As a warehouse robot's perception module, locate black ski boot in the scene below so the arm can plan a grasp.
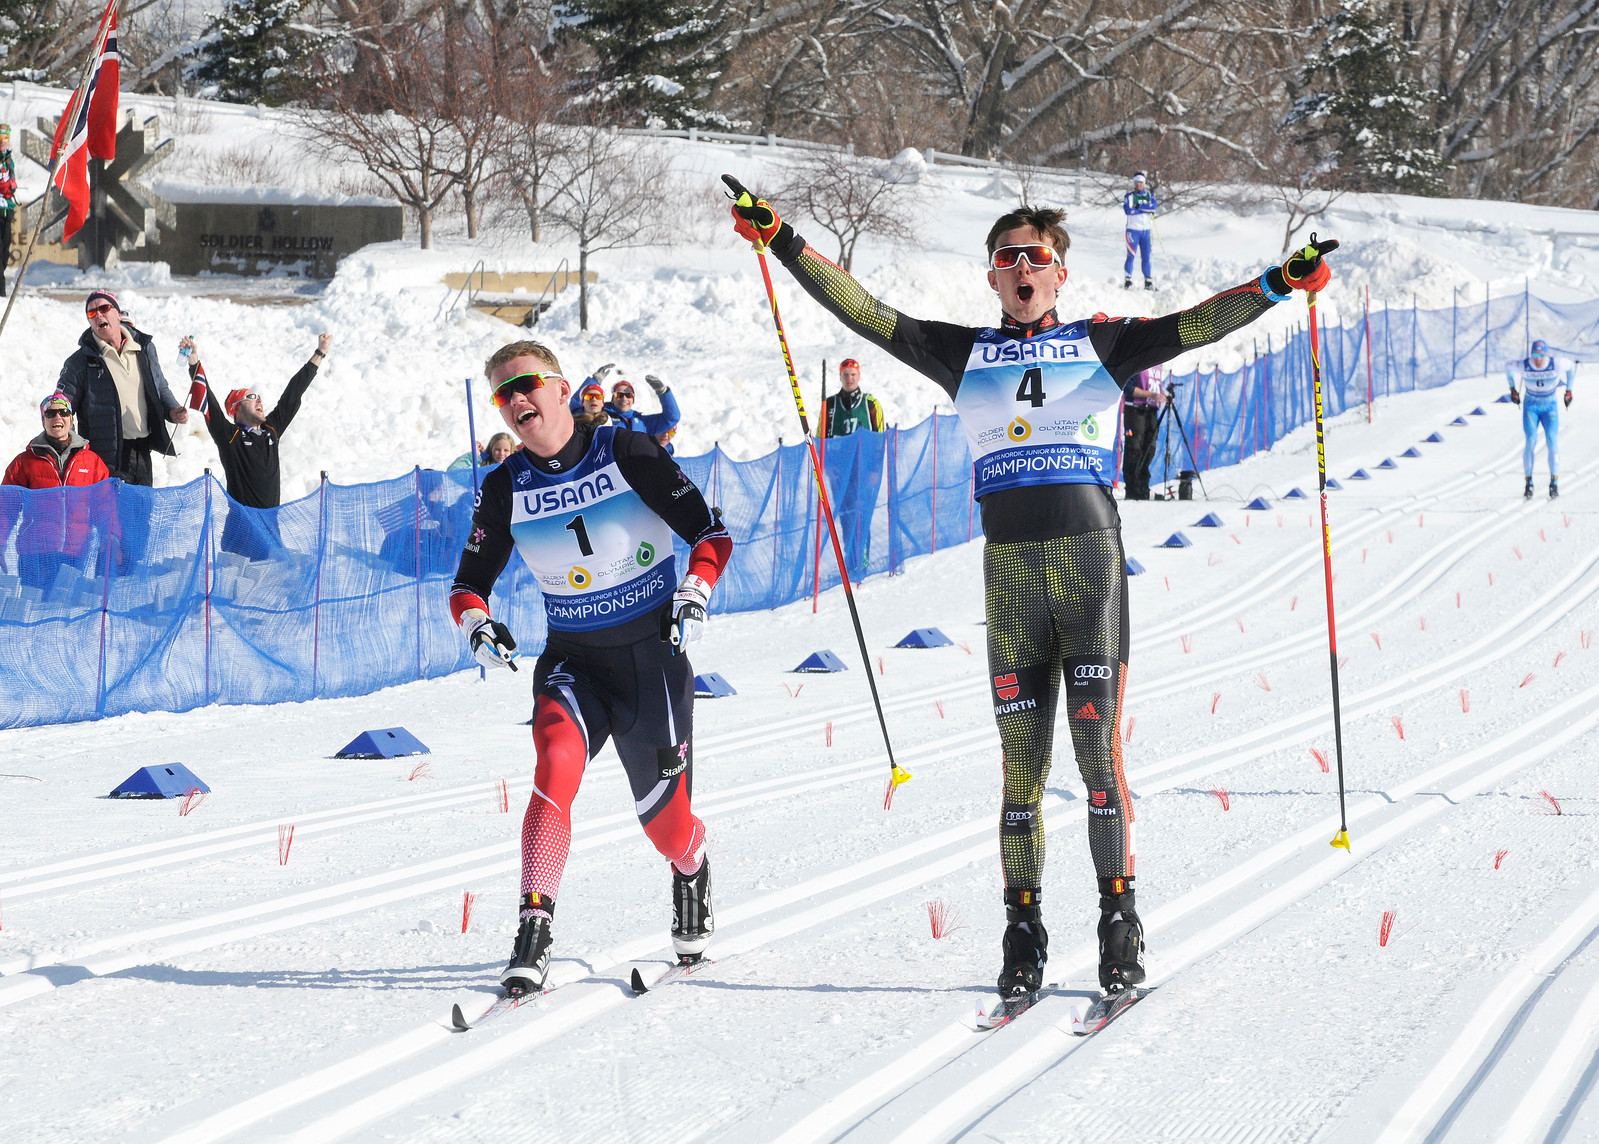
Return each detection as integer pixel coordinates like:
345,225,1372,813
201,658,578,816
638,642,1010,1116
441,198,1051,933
1525,477,1535,500
1550,478,1560,500
1123,276,1133,290
998,888,1049,999
1097,877,1146,992
502,892,554,996
671,856,714,962
1144,278,1156,291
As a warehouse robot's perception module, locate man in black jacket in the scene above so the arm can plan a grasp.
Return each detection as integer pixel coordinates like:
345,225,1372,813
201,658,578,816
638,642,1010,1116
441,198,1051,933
56,290,187,486
182,332,331,558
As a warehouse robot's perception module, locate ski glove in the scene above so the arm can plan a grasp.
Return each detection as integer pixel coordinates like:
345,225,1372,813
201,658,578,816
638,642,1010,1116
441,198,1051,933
1281,233,1339,293
723,174,786,249
462,609,519,671
1510,388,1522,405
1565,390,1574,407
661,574,712,653
645,374,668,396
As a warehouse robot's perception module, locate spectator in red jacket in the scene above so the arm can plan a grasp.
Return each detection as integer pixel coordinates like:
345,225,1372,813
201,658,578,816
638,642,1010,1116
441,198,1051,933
1,392,113,592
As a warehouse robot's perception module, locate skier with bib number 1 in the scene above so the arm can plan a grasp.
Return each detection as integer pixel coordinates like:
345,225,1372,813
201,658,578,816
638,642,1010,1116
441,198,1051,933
725,176,1337,1018
450,339,732,999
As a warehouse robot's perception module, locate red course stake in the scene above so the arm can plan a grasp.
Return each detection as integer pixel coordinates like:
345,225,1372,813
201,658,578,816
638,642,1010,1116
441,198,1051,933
1210,787,1231,811
1379,910,1397,947
499,779,509,813
1391,715,1406,740
461,891,476,934
179,787,207,817
1311,748,1330,773
1460,688,1470,713
278,825,294,866
1211,692,1221,714
926,899,963,939
1494,848,1510,870
1542,790,1564,815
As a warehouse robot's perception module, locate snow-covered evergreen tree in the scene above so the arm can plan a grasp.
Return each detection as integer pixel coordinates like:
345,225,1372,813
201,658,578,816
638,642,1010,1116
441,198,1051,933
1285,0,1447,196
192,0,314,106
559,0,738,129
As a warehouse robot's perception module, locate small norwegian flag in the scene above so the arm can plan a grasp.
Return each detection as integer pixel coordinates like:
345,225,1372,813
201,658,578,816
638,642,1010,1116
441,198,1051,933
187,360,209,414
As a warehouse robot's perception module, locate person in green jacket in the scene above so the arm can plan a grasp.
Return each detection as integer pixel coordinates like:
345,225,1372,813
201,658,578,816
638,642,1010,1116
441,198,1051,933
822,358,884,437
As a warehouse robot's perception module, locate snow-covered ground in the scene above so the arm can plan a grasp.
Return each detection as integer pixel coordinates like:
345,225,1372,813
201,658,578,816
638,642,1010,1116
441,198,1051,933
3,367,1598,1143
3,83,1599,496
5,85,1599,1142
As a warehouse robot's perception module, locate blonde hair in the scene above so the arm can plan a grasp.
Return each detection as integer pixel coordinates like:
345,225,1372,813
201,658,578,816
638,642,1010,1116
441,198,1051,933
484,340,562,381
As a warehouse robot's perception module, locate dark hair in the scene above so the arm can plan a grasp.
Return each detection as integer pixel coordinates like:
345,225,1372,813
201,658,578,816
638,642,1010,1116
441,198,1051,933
985,207,1070,259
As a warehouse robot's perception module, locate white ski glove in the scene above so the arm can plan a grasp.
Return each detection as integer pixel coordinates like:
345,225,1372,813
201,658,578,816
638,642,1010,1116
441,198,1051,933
461,608,519,671
661,574,712,653
645,374,668,396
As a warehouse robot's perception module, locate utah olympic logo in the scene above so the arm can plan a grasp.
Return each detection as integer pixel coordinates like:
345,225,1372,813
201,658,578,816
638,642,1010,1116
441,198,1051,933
1080,414,1100,442
635,541,655,567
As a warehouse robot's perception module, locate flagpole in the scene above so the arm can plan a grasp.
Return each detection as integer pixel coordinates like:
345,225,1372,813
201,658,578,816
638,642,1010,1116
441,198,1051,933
0,0,117,343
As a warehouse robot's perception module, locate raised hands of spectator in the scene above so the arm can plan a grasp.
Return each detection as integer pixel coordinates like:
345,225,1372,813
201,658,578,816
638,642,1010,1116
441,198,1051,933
316,333,333,358
646,375,668,396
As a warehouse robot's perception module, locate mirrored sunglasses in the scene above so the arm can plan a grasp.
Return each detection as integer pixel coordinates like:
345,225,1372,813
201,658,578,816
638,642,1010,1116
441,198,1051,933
491,372,563,407
990,244,1060,270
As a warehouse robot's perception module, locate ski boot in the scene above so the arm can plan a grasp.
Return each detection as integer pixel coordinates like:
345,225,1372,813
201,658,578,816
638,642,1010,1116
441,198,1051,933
1144,278,1156,291
1097,877,1146,992
671,856,714,963
1550,478,1560,500
998,888,1049,999
1123,276,1133,290
502,892,554,996
1524,477,1535,500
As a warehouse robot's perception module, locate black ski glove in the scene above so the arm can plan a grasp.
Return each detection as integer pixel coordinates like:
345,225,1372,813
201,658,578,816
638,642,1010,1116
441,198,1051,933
1510,388,1522,405
646,374,668,396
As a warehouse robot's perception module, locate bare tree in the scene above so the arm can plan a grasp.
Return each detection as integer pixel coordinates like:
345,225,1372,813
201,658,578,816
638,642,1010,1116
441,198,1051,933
300,13,465,248
543,128,672,330
775,149,921,272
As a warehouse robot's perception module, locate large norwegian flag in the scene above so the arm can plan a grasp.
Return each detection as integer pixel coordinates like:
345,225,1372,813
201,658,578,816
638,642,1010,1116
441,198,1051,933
50,0,120,241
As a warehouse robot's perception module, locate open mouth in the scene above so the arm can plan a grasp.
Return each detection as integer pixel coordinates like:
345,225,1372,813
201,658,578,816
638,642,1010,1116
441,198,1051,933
516,408,537,425
1016,283,1034,303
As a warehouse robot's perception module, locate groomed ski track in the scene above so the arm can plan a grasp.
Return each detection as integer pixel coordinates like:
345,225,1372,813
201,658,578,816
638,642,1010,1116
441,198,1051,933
4,381,1596,1143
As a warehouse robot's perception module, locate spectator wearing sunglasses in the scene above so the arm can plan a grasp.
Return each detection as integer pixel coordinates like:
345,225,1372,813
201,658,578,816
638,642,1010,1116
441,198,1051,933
730,183,1336,1011
568,364,682,438
822,358,885,437
182,332,331,558
1123,172,1158,291
56,290,188,486
450,339,732,996
1,393,113,592
574,380,611,428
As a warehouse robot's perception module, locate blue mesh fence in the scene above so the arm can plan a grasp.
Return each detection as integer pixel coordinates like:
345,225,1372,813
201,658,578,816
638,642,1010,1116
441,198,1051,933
5,287,1596,728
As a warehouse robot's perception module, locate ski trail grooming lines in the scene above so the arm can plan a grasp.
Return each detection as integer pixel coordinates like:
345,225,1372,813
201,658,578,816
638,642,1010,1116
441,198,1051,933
1307,261,1352,853
721,172,910,808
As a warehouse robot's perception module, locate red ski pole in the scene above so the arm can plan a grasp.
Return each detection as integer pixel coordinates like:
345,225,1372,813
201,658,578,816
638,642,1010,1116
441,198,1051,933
1308,285,1351,852
724,174,910,806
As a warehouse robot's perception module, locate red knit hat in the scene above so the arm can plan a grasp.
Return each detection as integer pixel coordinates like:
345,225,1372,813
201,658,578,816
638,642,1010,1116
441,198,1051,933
225,389,251,418
579,382,604,401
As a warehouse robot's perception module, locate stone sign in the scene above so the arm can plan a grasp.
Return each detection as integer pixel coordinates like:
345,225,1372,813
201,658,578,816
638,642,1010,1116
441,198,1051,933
123,199,403,278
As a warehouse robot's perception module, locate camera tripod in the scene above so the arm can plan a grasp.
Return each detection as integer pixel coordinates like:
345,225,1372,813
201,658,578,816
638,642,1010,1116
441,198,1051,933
1155,381,1207,500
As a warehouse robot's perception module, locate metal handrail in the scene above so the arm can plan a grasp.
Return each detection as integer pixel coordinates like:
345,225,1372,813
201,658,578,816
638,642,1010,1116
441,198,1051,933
524,258,569,328
438,259,487,322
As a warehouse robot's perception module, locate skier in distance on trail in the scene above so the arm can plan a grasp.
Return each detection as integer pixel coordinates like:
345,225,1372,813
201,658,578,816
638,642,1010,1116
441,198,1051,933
449,340,732,996
1507,338,1575,500
1123,172,1159,291
727,181,1337,1003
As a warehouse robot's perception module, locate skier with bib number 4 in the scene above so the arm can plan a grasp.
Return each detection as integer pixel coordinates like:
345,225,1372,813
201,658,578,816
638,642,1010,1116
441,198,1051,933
725,178,1337,1015
450,340,732,998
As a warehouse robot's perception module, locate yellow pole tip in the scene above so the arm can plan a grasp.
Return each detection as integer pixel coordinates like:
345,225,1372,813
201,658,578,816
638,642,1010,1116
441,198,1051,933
1330,830,1351,852
891,765,913,788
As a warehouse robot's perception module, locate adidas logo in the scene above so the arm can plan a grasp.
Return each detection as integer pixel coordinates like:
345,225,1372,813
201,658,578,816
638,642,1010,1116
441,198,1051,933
1075,702,1100,721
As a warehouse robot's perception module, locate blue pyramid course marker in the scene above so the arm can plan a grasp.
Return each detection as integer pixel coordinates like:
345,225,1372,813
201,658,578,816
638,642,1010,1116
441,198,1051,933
1284,487,1308,499
1159,531,1192,548
694,672,737,698
1194,512,1225,527
1377,458,1399,470
1425,431,1445,443
1471,407,1487,416
1349,469,1371,480
1244,497,1272,511
896,627,953,649
1125,557,1146,575
1497,393,1514,403
111,763,210,799
794,649,849,673
1326,478,1343,490
1450,416,1469,426
1401,447,1423,458
335,727,430,759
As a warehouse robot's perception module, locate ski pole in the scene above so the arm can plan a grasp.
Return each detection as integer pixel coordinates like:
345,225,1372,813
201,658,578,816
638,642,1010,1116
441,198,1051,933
1308,280,1351,852
722,173,910,807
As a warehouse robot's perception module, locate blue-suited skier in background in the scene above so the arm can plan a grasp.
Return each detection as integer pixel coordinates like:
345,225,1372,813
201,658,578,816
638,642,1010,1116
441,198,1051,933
1123,172,1158,291
1507,338,1575,500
